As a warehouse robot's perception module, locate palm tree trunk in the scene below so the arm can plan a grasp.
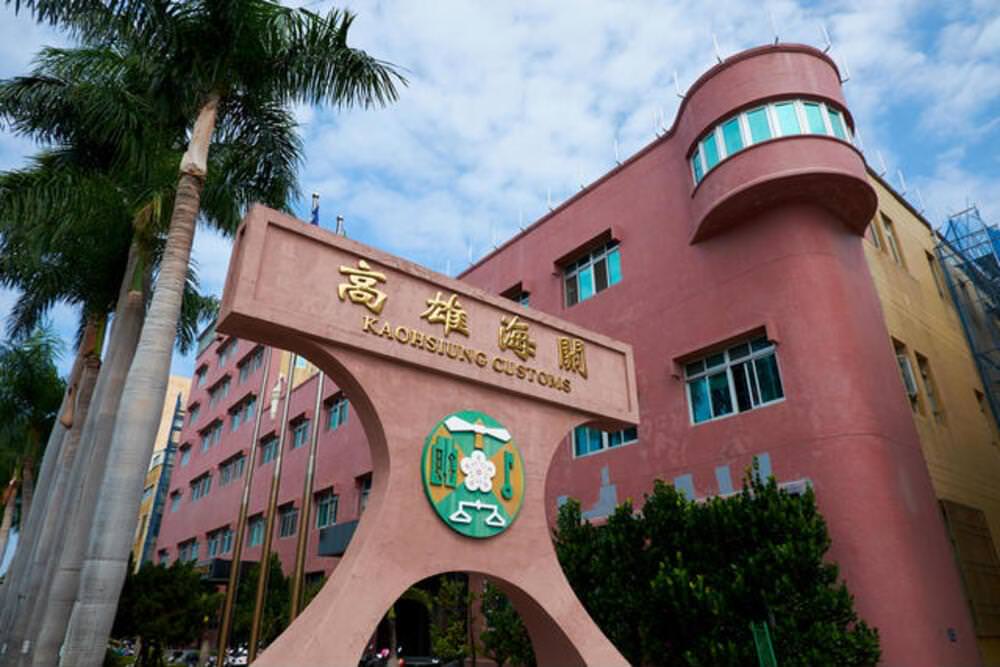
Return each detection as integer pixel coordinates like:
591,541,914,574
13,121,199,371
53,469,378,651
27,247,147,667
16,465,32,543
7,351,100,667
0,341,86,658
60,93,219,667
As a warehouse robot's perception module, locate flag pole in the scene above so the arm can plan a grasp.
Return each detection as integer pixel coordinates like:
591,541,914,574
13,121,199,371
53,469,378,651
290,196,331,619
216,347,274,666
249,353,297,662
289,372,325,619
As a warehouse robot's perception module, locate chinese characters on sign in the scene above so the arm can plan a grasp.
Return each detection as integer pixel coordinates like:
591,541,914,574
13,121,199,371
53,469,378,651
558,337,588,379
338,260,388,314
497,315,536,361
421,292,470,337
336,255,592,394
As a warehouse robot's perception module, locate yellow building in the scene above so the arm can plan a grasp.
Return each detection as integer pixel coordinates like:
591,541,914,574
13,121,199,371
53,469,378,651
864,173,1000,663
131,375,191,570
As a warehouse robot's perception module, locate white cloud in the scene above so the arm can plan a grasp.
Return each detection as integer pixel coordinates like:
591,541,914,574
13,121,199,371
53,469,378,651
1,0,998,376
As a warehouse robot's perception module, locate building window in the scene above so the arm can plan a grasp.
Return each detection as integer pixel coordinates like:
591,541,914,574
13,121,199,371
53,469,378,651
685,335,784,424
291,418,310,449
278,504,298,538
260,435,279,464
327,397,349,431
200,420,222,451
690,98,852,185
238,346,266,384
219,454,246,486
247,515,264,547
915,352,942,417
926,251,947,298
358,475,372,515
207,526,233,557
169,491,181,513
893,340,919,412
315,489,339,529
179,445,191,466
190,474,212,501
178,539,199,563
157,549,169,564
188,403,200,425
564,241,622,307
572,425,638,457
208,377,231,409
880,214,905,267
867,219,884,250
230,396,256,432
501,284,530,307
217,338,238,367
196,365,207,387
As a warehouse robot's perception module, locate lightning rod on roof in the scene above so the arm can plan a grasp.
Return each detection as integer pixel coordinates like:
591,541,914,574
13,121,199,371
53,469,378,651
659,107,667,132
876,150,888,177
547,188,554,211
768,10,779,44
839,56,851,83
915,188,927,214
853,126,865,153
673,71,684,99
821,24,833,53
614,139,621,165
897,169,908,196
335,214,345,236
712,34,723,64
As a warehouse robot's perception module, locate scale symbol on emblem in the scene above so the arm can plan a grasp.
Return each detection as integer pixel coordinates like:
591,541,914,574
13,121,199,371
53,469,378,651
421,411,525,538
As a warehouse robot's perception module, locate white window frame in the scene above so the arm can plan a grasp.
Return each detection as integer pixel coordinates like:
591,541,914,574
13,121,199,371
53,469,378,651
278,505,298,538
315,490,339,529
564,241,621,307
690,98,853,186
571,425,638,459
684,337,785,426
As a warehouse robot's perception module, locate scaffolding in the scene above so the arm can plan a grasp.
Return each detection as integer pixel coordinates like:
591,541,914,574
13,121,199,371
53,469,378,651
937,205,1000,430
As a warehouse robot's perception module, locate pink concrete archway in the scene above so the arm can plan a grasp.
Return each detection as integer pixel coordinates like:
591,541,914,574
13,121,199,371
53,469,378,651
217,207,639,666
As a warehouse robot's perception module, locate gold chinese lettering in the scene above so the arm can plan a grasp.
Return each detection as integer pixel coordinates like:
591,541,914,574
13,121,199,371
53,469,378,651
338,259,388,314
557,337,588,379
420,292,470,337
498,315,536,361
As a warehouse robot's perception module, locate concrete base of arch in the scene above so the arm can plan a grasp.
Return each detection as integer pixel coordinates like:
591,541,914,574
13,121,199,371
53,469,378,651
217,207,637,667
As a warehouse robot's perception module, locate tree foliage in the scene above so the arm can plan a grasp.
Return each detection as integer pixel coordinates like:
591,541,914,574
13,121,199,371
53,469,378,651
429,576,469,663
231,553,290,652
480,582,535,667
110,560,221,667
554,467,881,667
0,325,64,486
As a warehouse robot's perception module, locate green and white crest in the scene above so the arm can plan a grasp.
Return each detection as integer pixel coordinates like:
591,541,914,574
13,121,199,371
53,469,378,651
421,410,525,539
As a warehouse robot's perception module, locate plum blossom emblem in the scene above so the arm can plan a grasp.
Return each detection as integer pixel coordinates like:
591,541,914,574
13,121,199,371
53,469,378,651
460,450,496,493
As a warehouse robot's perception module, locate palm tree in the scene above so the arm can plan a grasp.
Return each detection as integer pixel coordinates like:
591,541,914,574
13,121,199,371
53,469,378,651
0,55,303,667
6,3,404,662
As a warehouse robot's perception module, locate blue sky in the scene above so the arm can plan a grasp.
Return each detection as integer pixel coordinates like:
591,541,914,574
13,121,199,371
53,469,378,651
1,0,998,379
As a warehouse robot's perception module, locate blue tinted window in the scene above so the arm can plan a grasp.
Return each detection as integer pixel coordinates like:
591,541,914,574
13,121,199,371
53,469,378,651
708,372,733,417
691,151,704,184
746,108,771,143
689,377,712,423
803,102,826,134
701,133,720,169
721,118,743,155
827,108,847,140
607,248,621,285
775,102,801,136
578,266,594,302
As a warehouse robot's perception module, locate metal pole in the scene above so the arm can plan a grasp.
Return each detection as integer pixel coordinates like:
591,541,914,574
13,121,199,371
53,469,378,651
216,347,274,667
289,372,326,619
249,352,298,662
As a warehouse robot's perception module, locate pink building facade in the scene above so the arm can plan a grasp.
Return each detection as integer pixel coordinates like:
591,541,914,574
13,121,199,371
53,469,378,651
156,44,981,666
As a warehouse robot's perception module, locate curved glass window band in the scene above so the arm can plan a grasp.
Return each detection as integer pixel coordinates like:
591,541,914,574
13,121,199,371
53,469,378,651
690,99,853,185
